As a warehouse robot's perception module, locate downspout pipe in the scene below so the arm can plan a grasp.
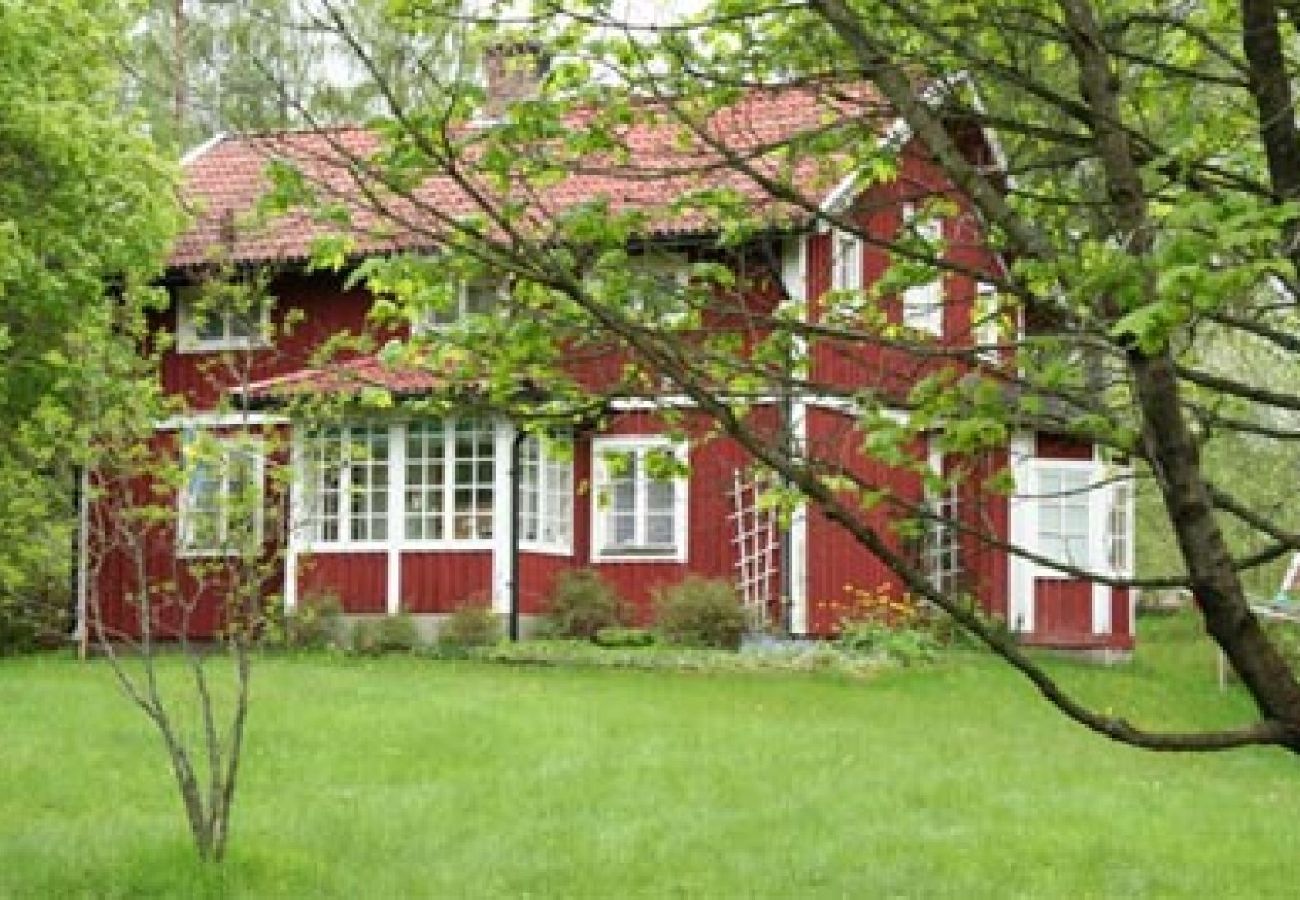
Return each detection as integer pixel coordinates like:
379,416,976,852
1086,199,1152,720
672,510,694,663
509,428,527,641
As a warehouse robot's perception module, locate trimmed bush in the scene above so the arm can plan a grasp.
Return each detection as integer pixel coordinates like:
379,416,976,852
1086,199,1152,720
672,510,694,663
350,613,421,656
593,626,655,648
544,569,626,639
273,590,343,650
655,577,749,650
438,602,501,651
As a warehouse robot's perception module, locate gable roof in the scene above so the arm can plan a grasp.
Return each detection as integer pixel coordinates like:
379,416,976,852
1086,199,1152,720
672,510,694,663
171,82,892,269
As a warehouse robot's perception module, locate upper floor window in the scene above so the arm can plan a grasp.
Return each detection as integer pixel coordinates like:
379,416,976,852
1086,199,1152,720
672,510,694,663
831,228,863,292
973,281,1001,360
592,437,688,562
900,204,944,335
419,281,500,331
176,285,269,353
179,432,264,556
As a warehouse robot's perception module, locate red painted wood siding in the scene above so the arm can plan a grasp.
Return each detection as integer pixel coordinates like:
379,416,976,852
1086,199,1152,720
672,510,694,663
803,406,925,635
1035,432,1094,460
809,144,1001,396
402,552,493,613
518,554,573,615
1033,578,1092,638
298,553,386,614
158,272,376,409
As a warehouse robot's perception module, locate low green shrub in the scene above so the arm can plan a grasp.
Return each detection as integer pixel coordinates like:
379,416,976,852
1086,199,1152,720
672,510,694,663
593,626,655,648
655,577,748,651
544,569,626,639
837,620,940,666
0,582,70,655
272,590,343,650
438,602,501,651
349,613,422,656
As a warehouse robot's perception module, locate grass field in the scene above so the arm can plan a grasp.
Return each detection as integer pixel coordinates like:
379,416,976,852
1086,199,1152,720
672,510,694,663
3,615,1299,898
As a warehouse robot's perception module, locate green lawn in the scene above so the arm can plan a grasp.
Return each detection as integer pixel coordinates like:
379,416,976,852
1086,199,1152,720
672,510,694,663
3,616,1299,898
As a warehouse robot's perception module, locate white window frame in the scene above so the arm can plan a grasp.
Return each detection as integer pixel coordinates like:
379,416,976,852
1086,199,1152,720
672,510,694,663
591,437,689,563
415,280,503,332
926,485,963,594
299,425,392,550
296,418,501,553
176,285,270,353
1033,463,1096,571
974,280,1001,361
830,227,863,292
520,432,574,555
1107,479,1134,577
402,418,496,548
900,203,944,335
178,432,265,557
627,253,692,325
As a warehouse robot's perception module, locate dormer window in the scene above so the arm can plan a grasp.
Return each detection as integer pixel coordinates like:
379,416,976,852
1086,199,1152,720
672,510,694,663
176,285,269,353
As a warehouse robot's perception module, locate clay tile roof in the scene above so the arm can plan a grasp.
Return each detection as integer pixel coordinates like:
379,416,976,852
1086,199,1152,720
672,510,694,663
171,81,890,269
239,354,449,402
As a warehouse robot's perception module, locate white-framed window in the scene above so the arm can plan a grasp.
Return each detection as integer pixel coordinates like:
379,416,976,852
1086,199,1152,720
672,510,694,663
926,486,963,594
1107,481,1133,575
1035,466,1092,569
626,254,691,324
592,437,688,562
176,285,269,353
404,418,496,543
520,432,573,552
901,204,944,335
179,432,264,556
301,425,390,546
418,281,501,331
831,227,863,292
974,280,1000,360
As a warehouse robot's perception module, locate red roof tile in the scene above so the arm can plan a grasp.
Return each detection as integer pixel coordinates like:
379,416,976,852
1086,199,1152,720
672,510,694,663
239,355,450,401
172,82,890,268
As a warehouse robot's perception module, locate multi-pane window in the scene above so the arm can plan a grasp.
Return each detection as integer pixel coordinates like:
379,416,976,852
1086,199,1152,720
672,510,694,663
179,432,263,554
422,281,499,329
452,420,495,540
520,433,573,550
301,426,388,545
1036,467,1092,568
1107,481,1132,575
926,487,963,594
177,285,267,352
831,228,863,292
973,281,1000,360
901,205,944,335
403,419,496,543
593,439,686,560
404,421,447,540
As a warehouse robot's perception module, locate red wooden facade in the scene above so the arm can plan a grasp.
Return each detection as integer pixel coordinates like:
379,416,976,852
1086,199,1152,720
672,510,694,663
84,87,1135,653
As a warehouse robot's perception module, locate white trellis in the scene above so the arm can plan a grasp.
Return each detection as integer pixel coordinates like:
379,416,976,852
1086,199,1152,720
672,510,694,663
730,469,780,624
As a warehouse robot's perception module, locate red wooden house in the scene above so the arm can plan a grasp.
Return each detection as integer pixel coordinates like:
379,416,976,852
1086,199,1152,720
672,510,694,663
81,66,1135,653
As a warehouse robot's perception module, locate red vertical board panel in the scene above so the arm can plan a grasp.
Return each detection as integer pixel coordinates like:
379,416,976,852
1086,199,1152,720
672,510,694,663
401,552,493,613
1033,579,1093,637
298,553,386,614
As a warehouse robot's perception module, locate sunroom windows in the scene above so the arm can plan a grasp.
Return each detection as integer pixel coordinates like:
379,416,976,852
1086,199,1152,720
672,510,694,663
297,420,575,553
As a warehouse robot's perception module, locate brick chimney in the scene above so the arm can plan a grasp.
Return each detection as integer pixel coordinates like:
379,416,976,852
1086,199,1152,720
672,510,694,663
483,40,548,118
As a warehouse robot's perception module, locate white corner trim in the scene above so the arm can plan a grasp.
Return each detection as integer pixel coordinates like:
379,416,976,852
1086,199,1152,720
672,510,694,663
74,466,89,643
387,423,406,615
788,398,809,635
180,133,227,167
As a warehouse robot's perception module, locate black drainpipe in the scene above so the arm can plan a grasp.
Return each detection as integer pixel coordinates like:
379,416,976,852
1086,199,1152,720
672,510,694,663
509,428,527,641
